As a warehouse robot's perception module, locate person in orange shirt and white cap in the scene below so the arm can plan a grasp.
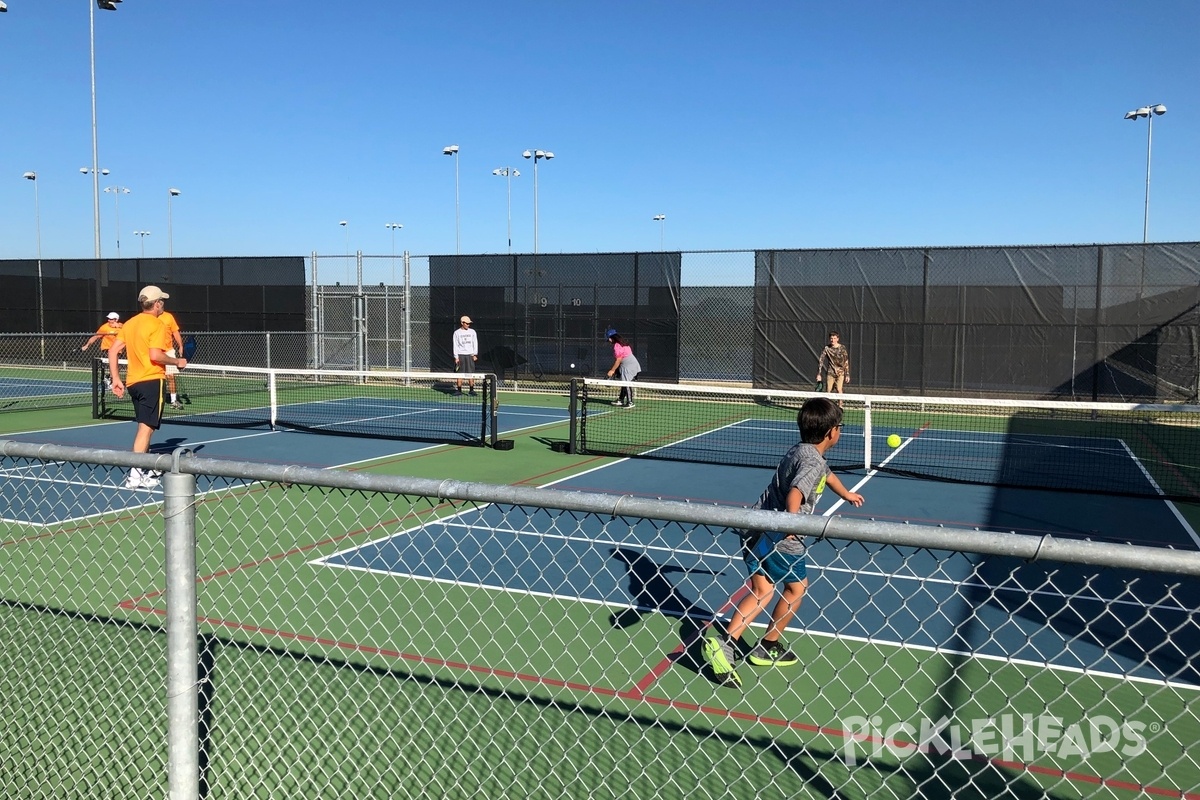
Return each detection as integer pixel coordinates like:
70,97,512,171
82,312,123,391
108,286,188,490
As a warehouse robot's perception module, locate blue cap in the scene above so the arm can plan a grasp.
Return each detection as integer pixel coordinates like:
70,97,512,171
605,328,618,338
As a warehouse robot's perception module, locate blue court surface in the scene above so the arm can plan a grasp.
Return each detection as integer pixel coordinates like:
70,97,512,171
0,400,569,525
0,375,90,405
317,422,1200,689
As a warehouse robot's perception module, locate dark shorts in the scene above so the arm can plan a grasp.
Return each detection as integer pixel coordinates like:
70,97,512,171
457,356,476,375
128,379,166,429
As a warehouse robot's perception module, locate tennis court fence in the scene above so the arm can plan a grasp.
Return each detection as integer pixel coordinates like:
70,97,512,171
2,440,1198,799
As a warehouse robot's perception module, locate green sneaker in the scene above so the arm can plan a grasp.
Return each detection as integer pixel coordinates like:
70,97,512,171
746,639,799,667
702,635,742,687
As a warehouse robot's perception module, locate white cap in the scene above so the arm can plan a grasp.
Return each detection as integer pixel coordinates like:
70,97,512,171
106,312,120,320
460,316,471,324
138,285,170,302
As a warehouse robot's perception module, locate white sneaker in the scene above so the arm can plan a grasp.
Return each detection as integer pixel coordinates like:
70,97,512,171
123,469,161,490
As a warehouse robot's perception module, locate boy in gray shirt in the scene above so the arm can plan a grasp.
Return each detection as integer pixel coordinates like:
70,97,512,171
703,397,864,687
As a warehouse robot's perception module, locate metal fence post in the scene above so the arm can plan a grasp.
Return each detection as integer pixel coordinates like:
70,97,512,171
164,468,199,800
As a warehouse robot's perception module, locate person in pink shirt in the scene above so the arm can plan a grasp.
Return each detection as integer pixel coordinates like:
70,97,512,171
605,328,642,408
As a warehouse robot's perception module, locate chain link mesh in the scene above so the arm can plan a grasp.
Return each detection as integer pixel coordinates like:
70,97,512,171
2,443,1197,799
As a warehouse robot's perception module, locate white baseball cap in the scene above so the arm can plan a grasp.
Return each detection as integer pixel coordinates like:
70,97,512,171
460,316,471,324
106,312,120,320
138,285,170,302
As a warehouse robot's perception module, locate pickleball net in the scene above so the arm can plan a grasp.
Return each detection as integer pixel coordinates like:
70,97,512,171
94,361,498,447
573,378,1200,502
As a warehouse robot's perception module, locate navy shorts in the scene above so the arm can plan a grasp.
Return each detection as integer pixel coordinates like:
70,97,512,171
128,379,165,430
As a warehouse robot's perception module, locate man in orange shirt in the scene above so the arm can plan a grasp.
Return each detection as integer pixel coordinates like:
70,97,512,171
82,312,123,391
158,304,186,409
108,286,188,490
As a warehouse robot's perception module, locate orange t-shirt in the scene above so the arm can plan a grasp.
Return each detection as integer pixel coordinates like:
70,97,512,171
159,310,182,350
94,322,121,351
116,312,171,386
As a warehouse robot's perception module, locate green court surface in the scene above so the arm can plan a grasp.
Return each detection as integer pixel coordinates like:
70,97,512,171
2,393,1198,799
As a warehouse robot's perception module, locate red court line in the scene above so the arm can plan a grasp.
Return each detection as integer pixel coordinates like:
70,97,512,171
113,601,1196,799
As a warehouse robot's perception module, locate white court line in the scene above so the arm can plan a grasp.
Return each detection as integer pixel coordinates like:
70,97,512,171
1118,438,1200,550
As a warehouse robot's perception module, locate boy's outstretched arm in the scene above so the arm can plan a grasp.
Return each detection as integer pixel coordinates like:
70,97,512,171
825,472,864,507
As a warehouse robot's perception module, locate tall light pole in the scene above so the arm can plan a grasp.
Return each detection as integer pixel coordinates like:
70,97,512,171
80,167,110,255
23,171,43,342
104,186,130,257
339,220,349,284
134,230,150,257
386,222,403,284
1124,104,1167,243
90,0,121,258
521,149,554,254
168,188,181,258
492,167,520,253
443,145,460,254
652,214,666,250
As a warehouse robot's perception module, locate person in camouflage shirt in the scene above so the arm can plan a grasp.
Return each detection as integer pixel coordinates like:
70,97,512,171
816,331,850,400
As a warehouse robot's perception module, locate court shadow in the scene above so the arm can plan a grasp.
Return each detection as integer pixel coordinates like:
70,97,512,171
607,547,719,629
607,547,729,680
151,438,205,455
531,435,570,453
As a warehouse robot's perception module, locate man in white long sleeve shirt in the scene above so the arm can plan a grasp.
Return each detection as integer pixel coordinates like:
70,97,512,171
453,315,479,395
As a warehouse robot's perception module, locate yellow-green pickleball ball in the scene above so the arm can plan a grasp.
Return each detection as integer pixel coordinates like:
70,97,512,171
887,433,902,448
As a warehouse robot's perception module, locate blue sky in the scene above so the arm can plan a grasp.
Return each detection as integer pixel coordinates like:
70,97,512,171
1,1,1196,265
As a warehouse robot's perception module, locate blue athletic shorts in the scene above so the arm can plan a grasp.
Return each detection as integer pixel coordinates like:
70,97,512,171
743,532,807,585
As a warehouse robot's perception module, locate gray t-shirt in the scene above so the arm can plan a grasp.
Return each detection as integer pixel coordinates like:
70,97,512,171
752,442,830,555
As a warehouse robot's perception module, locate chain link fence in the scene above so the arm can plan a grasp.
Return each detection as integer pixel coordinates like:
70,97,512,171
2,440,1198,799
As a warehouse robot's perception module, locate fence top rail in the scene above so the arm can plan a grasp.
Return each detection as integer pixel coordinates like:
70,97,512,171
3,438,1198,577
